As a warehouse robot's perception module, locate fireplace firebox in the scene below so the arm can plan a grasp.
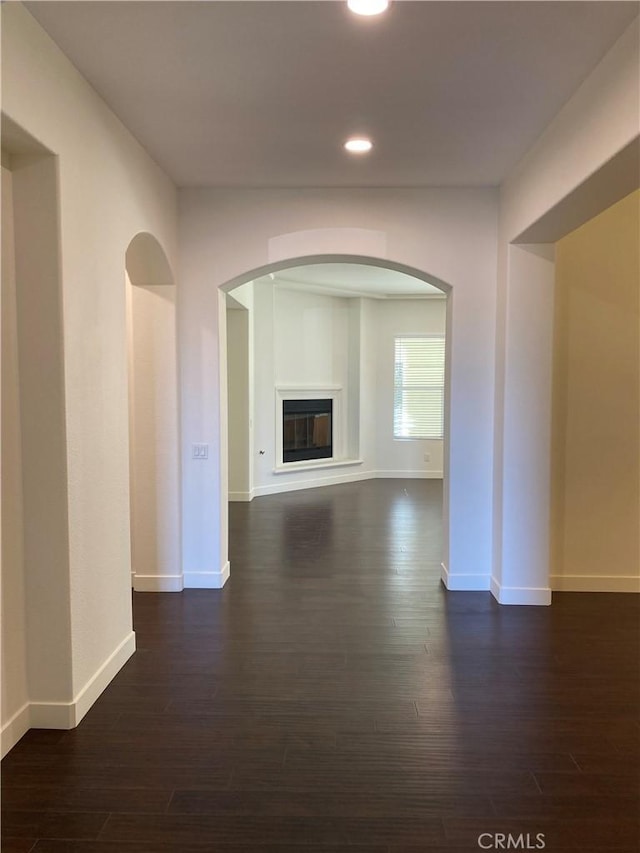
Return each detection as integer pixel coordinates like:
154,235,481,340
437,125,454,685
283,399,333,463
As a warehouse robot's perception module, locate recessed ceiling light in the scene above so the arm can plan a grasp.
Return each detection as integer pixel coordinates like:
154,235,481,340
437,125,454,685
344,137,373,154
347,0,389,16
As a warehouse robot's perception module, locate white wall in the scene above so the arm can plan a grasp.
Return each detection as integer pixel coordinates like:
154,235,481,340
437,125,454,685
1,164,29,745
373,299,446,477
496,244,556,605
492,16,639,605
227,303,251,499
551,191,639,592
226,281,254,501
358,297,378,472
1,4,177,751
274,286,350,389
179,187,499,592
251,280,276,490
126,276,181,592
4,145,75,746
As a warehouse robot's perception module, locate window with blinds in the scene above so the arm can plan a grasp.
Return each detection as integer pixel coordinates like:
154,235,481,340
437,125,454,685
393,336,445,439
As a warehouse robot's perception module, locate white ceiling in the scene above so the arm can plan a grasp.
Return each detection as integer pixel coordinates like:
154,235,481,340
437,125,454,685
25,1,638,188
268,262,443,298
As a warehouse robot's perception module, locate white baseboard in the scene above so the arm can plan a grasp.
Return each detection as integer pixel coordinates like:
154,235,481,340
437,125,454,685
184,561,230,589
133,574,184,592
30,631,136,730
134,565,231,591
73,631,136,724
1,702,31,759
251,469,443,499
550,574,640,593
229,490,254,502
376,470,443,479
1,631,136,757
252,469,377,498
491,576,551,605
29,700,75,730
440,562,491,591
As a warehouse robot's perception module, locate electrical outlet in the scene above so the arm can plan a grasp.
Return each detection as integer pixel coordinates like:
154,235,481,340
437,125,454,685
192,443,209,459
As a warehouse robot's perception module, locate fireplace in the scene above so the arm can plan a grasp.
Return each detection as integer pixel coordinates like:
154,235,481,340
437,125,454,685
282,398,333,463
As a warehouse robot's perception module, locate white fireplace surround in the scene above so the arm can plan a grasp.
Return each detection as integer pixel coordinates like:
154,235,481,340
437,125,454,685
274,385,354,473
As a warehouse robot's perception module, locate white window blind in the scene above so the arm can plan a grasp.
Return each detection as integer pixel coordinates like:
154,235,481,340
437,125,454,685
394,336,445,439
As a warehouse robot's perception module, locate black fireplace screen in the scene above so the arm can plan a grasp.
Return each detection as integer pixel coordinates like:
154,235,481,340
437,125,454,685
283,399,333,463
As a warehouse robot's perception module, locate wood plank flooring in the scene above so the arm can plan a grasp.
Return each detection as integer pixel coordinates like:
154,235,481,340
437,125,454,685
3,479,639,851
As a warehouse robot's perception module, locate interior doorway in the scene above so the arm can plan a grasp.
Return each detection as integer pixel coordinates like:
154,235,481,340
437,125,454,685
1,118,72,752
125,233,181,592
223,259,450,582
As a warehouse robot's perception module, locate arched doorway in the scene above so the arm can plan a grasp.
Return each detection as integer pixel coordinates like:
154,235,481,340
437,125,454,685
125,233,181,591
179,217,497,599
219,253,452,588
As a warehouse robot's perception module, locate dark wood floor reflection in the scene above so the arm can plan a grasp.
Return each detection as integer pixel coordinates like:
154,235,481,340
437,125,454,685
3,480,639,852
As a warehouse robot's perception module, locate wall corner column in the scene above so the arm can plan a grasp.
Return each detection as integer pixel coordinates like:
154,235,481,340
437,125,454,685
492,242,555,605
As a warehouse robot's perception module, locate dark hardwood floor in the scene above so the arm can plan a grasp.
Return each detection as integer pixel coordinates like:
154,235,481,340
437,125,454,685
2,479,639,852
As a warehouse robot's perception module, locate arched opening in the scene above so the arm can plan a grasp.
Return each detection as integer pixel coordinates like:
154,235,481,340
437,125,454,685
219,254,452,589
125,233,181,591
